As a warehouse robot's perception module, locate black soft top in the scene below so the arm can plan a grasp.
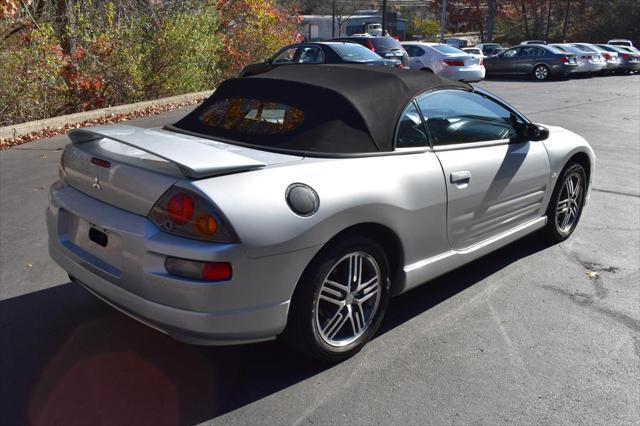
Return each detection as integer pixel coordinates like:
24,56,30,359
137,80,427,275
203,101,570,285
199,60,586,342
170,64,470,155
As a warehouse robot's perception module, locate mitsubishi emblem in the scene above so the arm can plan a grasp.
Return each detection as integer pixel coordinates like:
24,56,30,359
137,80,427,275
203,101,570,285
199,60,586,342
92,177,102,191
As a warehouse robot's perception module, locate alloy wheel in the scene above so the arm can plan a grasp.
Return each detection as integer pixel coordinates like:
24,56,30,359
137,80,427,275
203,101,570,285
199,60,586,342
534,65,549,80
555,170,584,234
315,252,382,347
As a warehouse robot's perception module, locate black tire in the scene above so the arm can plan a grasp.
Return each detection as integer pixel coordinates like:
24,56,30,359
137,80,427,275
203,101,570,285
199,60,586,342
533,64,550,80
543,162,587,243
284,236,391,363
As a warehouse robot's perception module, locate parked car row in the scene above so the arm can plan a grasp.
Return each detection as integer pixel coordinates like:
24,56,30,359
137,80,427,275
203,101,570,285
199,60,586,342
239,35,638,83
469,39,639,80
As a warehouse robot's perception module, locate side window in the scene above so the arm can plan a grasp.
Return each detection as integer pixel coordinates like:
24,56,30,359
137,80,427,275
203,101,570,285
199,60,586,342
297,46,325,64
395,102,428,148
272,47,297,64
522,46,544,56
502,48,519,58
405,45,423,57
415,90,518,146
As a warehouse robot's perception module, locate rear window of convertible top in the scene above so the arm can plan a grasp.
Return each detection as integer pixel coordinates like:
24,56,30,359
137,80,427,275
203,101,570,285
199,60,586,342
198,98,305,135
172,83,378,154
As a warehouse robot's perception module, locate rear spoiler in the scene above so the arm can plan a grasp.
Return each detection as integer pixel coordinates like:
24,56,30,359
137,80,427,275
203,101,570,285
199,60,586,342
68,125,266,179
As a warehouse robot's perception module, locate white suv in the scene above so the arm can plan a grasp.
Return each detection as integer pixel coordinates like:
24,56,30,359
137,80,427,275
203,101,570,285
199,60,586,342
608,39,634,48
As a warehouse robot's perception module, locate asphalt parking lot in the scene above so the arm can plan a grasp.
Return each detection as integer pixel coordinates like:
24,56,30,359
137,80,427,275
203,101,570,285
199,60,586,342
1,74,638,425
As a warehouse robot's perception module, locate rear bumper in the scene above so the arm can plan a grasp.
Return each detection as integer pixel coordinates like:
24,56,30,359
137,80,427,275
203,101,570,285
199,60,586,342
603,60,620,70
551,63,577,76
618,62,640,71
47,182,319,345
440,66,486,82
571,61,604,73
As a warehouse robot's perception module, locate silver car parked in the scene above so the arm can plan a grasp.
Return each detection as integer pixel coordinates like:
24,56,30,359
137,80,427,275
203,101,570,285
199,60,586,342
550,43,605,75
47,65,595,362
402,42,485,82
570,43,620,74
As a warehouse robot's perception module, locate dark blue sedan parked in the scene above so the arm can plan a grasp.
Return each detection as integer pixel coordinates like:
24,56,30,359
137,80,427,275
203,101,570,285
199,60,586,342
484,45,578,80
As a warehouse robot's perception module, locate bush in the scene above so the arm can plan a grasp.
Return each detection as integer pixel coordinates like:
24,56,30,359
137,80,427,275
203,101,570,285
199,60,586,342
0,0,298,126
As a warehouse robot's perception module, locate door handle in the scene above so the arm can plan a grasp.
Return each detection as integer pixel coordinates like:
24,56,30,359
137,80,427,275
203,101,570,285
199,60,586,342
451,171,471,183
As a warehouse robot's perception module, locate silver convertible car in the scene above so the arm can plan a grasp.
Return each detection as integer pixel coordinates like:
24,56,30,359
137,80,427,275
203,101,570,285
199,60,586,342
47,65,594,362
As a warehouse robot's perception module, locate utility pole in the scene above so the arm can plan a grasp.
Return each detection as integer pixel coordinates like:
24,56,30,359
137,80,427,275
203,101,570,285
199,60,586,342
382,0,387,36
440,0,447,43
487,0,496,43
561,0,571,42
332,0,336,38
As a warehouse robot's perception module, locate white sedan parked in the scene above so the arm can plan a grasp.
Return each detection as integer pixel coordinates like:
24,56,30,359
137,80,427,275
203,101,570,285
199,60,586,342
402,42,485,82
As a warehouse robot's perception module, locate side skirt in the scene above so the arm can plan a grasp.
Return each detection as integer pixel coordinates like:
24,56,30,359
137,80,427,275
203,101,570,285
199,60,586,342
399,216,547,294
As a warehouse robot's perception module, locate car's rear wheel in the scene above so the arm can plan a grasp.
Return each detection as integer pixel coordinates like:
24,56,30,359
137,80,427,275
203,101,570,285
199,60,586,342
533,64,550,80
284,236,391,362
543,162,587,242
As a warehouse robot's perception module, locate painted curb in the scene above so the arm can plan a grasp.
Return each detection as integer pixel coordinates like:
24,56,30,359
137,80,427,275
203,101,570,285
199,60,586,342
0,90,213,139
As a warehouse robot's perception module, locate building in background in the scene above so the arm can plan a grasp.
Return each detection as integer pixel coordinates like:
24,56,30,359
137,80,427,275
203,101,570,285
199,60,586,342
300,11,407,41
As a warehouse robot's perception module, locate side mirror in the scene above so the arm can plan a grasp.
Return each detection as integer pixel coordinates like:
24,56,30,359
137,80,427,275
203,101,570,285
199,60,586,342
522,123,549,141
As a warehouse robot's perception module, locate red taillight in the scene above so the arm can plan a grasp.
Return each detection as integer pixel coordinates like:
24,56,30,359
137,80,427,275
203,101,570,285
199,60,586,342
367,39,375,52
150,187,237,242
167,193,195,225
622,53,631,60
165,257,232,282
202,262,233,281
479,58,484,65
559,56,568,63
443,59,465,66
90,157,111,168
603,53,611,60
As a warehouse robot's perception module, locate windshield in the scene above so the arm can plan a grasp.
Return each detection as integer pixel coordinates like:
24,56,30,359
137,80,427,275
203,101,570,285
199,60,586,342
545,45,564,54
331,43,383,61
371,37,402,51
609,41,631,46
432,44,466,54
571,44,595,52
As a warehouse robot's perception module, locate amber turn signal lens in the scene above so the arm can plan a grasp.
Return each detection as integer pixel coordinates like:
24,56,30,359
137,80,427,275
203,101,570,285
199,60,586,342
195,214,218,235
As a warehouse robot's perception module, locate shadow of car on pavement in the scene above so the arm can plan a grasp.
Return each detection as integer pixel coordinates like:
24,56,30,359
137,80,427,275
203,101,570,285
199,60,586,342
0,233,550,425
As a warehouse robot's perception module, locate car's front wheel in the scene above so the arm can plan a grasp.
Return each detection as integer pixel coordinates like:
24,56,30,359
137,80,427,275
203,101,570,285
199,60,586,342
285,236,391,362
533,64,550,80
543,162,587,242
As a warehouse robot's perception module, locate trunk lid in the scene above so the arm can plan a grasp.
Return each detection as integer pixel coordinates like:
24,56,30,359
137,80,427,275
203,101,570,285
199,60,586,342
63,125,302,216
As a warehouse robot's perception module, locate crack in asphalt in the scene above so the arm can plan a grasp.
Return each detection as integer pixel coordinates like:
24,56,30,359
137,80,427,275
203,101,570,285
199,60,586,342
549,246,640,357
558,245,616,299
591,187,640,198
541,285,640,358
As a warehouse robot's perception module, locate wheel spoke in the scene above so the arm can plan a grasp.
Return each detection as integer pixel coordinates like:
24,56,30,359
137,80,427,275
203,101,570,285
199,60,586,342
566,178,574,198
356,287,379,304
347,254,363,291
323,308,349,340
572,180,582,201
324,278,348,292
556,199,570,214
560,208,572,229
350,304,365,335
319,286,344,306
357,275,378,293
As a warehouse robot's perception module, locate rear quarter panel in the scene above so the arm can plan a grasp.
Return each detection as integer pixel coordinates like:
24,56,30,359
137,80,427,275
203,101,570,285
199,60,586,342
190,152,449,266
